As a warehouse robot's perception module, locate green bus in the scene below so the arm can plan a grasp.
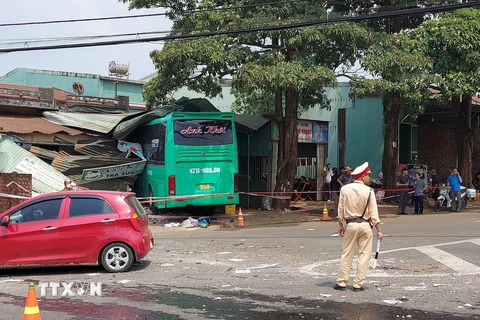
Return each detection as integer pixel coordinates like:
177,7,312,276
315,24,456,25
133,112,239,213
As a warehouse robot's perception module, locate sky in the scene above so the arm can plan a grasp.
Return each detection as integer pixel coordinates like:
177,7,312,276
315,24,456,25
0,0,173,80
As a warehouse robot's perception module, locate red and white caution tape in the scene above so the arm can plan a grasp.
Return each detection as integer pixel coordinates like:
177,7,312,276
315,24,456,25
0,192,30,200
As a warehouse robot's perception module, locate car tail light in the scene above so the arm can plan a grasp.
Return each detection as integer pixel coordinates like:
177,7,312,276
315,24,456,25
168,175,176,195
129,212,141,231
234,173,239,192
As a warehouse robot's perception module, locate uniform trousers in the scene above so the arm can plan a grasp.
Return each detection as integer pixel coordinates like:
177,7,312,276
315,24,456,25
336,222,373,288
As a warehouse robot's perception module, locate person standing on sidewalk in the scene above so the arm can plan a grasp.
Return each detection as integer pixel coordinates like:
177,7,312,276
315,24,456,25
396,168,409,215
330,167,342,211
337,166,354,188
334,162,383,292
408,166,417,206
322,163,334,201
447,168,463,212
413,173,427,214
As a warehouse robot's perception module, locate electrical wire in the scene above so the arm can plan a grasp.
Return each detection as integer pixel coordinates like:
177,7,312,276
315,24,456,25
0,0,306,27
0,0,477,53
0,0,466,46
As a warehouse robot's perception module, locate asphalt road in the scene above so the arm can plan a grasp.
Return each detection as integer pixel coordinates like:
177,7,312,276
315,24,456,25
1,209,480,319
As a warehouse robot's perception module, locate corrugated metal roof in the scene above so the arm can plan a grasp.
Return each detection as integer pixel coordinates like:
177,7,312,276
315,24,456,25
0,115,84,136
112,106,177,140
69,174,136,191
51,151,140,175
234,114,270,131
74,139,123,157
28,146,58,161
0,136,68,193
43,112,131,134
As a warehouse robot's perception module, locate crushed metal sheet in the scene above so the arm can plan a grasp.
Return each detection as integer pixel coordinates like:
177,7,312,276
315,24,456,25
74,139,125,157
71,175,136,191
43,111,131,134
51,151,139,175
0,137,67,193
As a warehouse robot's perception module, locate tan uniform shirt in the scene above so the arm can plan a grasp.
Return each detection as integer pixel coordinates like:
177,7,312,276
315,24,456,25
337,180,380,226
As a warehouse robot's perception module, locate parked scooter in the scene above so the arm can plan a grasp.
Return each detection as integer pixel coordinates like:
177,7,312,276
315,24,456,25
433,184,467,212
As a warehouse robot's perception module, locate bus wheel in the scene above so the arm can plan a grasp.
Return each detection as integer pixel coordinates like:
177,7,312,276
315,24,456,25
148,186,159,215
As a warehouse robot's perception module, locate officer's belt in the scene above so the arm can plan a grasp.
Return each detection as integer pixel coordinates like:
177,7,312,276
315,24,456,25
346,218,370,224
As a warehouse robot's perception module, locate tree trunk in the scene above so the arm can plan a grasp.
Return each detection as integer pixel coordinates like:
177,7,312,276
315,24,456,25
453,95,475,187
272,88,299,209
382,98,402,190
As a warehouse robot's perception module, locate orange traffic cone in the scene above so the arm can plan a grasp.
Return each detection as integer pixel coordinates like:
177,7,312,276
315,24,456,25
24,283,41,320
237,207,245,228
321,203,333,221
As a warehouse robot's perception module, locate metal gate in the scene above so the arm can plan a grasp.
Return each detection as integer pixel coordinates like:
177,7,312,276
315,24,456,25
296,157,317,179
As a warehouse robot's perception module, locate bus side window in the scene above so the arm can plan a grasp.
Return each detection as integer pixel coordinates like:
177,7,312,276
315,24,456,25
141,123,166,164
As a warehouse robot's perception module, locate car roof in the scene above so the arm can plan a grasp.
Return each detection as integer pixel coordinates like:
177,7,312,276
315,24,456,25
1,190,137,216
34,190,136,199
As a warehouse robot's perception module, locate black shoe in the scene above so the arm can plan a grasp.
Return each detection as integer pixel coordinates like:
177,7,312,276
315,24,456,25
352,286,365,292
333,284,346,291
401,212,408,215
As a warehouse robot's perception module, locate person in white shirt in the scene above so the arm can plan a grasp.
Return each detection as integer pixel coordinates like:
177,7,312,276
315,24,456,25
323,163,334,201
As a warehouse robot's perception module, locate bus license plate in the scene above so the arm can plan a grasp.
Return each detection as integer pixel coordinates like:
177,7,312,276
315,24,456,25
199,184,211,190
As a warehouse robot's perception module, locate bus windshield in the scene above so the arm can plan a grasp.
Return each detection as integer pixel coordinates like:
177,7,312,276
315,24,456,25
174,119,233,146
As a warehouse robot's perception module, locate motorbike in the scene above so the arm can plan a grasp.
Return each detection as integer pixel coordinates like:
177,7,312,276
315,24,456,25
433,184,467,212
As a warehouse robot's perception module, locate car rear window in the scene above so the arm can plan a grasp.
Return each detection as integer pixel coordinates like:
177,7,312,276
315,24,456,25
124,196,147,217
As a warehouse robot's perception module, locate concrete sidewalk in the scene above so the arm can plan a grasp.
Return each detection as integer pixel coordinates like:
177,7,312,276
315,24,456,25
149,199,480,229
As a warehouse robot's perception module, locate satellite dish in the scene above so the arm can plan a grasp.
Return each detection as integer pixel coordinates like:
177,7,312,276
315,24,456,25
72,82,84,95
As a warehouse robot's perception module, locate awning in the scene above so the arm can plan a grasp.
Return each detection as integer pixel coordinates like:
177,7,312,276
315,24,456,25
0,115,84,136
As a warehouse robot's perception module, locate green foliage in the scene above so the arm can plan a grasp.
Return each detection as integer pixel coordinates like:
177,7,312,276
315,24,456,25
121,0,373,112
328,0,426,33
411,8,480,99
350,32,435,117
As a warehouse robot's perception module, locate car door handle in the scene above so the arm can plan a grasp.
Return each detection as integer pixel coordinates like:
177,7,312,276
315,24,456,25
101,219,116,223
42,226,57,231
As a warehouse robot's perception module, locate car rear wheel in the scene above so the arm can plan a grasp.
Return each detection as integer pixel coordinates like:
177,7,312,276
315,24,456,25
101,243,134,273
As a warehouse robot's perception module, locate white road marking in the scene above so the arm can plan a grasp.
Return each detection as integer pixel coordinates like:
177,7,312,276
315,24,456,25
416,246,480,274
299,237,480,278
378,237,480,255
469,238,480,245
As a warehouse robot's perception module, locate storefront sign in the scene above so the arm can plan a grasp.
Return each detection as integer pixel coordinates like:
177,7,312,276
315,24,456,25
272,120,329,144
312,122,328,144
297,120,313,143
81,161,146,182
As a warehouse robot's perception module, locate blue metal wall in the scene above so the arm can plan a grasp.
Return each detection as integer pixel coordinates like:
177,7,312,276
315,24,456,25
299,83,384,177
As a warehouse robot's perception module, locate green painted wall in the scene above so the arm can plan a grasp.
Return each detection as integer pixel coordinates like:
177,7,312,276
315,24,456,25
0,68,145,104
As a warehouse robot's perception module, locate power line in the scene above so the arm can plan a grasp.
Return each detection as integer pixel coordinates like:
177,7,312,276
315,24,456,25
0,1,478,53
0,0,306,27
0,0,463,46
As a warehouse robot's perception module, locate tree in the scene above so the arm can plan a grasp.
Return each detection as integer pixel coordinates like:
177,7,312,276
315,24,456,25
121,0,373,208
349,33,435,189
328,0,425,34
412,8,480,185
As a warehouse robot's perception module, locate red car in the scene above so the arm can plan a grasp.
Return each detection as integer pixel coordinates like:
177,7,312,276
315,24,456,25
0,190,154,273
